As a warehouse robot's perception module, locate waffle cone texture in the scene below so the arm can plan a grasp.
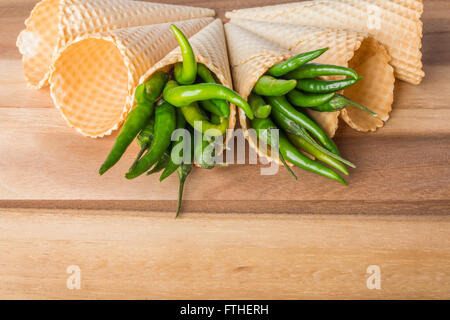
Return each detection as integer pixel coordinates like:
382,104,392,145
49,18,220,137
139,19,236,148
226,0,423,85
225,20,395,164
17,0,215,89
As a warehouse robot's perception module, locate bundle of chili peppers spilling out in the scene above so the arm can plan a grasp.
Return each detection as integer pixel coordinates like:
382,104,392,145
98,25,377,216
249,48,377,185
98,25,254,217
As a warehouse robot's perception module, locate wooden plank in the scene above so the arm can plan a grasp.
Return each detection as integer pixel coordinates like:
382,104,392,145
1,107,449,205
0,60,53,109
0,0,449,211
2,199,450,216
1,0,449,300
1,208,449,299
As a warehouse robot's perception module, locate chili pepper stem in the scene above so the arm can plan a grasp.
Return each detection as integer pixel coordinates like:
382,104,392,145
175,165,192,218
298,127,356,169
252,117,346,185
346,99,378,116
130,145,148,169
266,95,340,156
175,177,186,218
270,104,356,168
278,153,297,180
287,132,349,176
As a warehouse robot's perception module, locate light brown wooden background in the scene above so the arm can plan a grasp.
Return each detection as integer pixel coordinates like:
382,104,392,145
0,0,449,299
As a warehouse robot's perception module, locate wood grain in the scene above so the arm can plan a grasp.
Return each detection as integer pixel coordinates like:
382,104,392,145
1,208,449,299
0,0,449,299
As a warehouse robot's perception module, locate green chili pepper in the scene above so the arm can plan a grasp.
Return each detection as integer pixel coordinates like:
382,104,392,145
265,95,340,156
250,115,297,179
171,24,197,85
252,117,347,185
287,89,335,108
136,117,155,149
103,71,168,175
197,63,216,83
176,163,193,218
253,75,297,96
193,133,228,170
134,84,152,105
181,102,228,136
267,48,329,77
175,127,195,218
163,80,254,120
194,137,216,169
309,94,377,116
99,102,153,175
200,99,225,117
125,100,176,179
278,153,298,180
147,151,170,175
160,108,188,181
270,105,355,168
160,154,180,181
137,71,168,105
248,93,271,119
296,76,362,93
130,117,155,169
286,63,358,80
197,63,230,117
209,113,221,125
286,133,349,176
163,79,181,94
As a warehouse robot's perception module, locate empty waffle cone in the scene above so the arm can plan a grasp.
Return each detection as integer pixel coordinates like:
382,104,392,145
139,19,236,150
49,18,213,137
226,0,423,85
17,0,215,89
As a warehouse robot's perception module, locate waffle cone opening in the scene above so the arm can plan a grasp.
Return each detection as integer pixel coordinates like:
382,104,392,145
341,37,395,132
50,38,128,137
17,0,215,88
48,18,213,137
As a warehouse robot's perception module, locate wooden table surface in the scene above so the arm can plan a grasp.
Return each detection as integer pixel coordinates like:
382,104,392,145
0,0,449,299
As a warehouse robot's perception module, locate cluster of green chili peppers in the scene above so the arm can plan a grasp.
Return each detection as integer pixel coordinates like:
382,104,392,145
250,47,377,185
99,25,254,217
99,25,377,214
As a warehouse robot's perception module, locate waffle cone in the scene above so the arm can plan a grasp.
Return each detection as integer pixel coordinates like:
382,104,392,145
225,21,394,164
226,0,423,85
17,0,215,89
224,23,292,165
139,19,236,149
49,18,213,137
229,18,395,133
